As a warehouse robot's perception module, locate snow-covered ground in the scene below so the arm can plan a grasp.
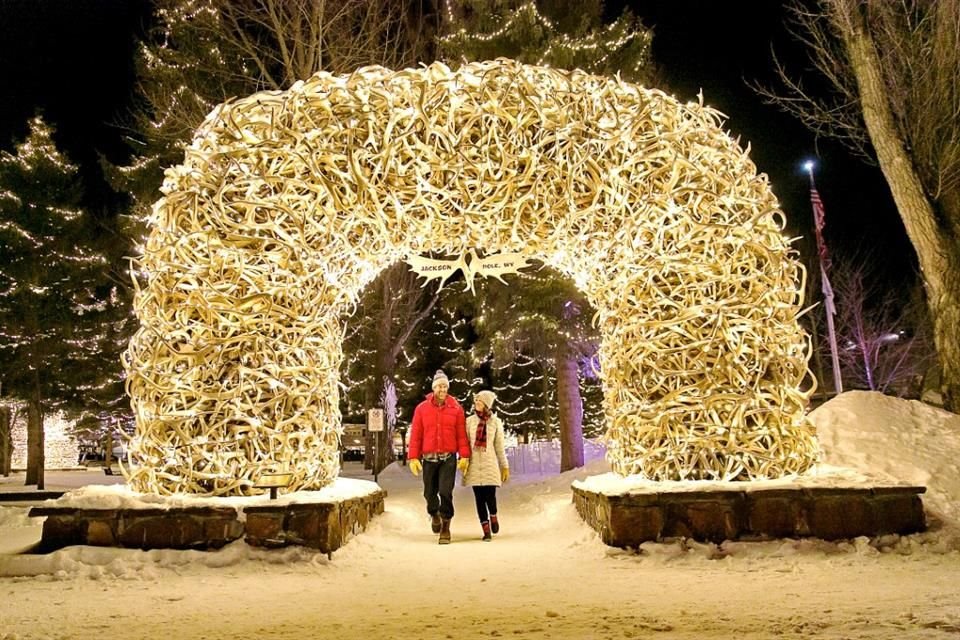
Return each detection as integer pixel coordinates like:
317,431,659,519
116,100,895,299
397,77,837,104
1,390,959,639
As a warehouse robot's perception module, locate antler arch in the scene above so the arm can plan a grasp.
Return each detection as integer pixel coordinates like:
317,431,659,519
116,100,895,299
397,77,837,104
124,59,818,496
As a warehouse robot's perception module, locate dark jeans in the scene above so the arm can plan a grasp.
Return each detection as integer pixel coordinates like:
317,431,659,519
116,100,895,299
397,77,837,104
422,455,457,519
472,485,498,523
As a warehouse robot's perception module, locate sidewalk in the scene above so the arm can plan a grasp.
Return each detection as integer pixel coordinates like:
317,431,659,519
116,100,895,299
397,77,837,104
0,468,126,502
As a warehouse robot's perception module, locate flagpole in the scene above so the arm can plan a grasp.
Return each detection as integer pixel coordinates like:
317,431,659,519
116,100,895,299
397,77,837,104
805,162,843,395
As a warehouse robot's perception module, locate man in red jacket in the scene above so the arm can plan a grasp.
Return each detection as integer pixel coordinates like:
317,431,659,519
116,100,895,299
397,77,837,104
408,369,470,544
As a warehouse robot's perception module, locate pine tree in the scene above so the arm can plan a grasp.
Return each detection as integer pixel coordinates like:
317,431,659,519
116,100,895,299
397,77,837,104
414,286,477,402
468,265,599,469
108,0,438,237
439,0,655,84
436,1,656,470
579,358,605,438
435,262,599,461
0,116,124,485
489,352,552,443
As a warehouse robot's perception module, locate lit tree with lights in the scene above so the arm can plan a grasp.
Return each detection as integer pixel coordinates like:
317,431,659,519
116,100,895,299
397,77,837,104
440,264,599,469
0,116,122,487
489,352,553,443
340,263,440,466
439,0,656,84
414,287,477,396
438,2,652,468
475,266,599,470
579,352,605,438
109,0,438,235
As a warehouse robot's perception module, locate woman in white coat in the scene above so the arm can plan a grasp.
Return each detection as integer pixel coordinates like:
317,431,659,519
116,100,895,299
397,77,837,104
462,390,509,541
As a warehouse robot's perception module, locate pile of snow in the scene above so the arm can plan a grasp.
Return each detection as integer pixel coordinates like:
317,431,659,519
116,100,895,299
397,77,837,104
1,391,958,582
578,391,960,530
1,394,960,640
809,390,960,525
42,476,381,511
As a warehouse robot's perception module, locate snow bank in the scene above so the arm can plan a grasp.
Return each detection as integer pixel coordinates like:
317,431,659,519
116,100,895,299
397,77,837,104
810,390,960,525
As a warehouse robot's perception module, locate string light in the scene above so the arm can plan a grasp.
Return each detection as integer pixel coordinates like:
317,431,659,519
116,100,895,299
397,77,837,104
10,411,80,470
441,1,652,76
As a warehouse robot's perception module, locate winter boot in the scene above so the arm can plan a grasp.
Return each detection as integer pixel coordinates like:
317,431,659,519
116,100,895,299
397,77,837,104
430,513,442,534
439,518,452,544
481,520,492,541
490,513,500,534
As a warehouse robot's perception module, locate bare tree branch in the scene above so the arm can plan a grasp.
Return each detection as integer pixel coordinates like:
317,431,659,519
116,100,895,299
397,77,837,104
830,251,934,396
754,0,960,409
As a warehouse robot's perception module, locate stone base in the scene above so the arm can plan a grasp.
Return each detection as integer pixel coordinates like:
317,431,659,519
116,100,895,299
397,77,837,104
29,489,385,555
572,483,926,547
244,492,385,552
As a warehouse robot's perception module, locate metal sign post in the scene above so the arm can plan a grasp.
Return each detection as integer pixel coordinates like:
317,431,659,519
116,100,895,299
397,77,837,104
367,408,384,482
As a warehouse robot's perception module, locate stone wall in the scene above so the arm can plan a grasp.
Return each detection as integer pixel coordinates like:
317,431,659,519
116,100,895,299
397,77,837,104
573,485,926,547
245,491,385,552
30,489,385,554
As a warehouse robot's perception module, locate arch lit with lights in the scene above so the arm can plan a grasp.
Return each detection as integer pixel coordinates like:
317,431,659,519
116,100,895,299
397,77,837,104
124,58,819,496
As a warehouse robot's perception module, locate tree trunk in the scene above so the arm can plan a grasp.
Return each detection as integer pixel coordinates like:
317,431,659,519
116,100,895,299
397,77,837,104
556,352,584,472
105,430,114,468
541,362,554,438
928,265,960,410
0,406,11,476
841,5,960,411
398,426,408,464
25,400,44,488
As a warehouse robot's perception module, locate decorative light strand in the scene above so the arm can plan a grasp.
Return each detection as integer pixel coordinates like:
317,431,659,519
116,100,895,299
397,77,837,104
441,1,651,75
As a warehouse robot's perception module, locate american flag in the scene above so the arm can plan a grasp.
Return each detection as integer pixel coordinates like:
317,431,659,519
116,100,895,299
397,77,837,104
810,183,830,269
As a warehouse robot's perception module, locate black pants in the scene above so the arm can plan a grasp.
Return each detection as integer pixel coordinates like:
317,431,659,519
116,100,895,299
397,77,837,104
422,455,457,519
472,485,498,523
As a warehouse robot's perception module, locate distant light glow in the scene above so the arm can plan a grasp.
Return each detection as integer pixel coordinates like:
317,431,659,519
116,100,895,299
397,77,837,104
11,412,80,470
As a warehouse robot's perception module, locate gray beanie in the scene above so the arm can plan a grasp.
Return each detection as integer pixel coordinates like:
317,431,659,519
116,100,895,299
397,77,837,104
474,390,496,410
432,369,450,390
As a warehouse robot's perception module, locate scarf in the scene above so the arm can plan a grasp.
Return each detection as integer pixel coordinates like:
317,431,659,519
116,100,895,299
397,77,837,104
474,409,490,449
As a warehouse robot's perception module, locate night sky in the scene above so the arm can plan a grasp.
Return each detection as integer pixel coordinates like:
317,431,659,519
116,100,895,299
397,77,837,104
0,0,150,206
0,0,917,279
624,0,915,281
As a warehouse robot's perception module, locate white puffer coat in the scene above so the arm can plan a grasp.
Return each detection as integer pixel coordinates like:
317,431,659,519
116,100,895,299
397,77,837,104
462,412,508,487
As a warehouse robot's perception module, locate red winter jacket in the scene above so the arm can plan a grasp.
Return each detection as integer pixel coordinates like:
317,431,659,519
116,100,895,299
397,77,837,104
408,393,470,461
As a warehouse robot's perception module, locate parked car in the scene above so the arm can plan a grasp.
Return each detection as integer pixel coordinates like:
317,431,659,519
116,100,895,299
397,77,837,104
341,448,364,462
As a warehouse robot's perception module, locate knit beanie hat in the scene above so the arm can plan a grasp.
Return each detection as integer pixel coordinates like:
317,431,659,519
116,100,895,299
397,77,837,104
432,369,450,390
474,390,496,410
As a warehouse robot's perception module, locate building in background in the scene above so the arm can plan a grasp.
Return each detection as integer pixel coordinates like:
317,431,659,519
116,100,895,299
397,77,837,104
10,411,81,470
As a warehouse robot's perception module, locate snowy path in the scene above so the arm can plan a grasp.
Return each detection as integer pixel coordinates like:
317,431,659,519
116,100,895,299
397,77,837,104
2,461,959,640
